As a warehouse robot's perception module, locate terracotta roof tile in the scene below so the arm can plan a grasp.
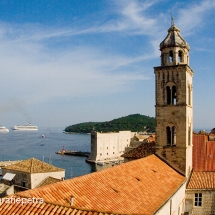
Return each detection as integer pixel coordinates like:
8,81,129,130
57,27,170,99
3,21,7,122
193,135,215,171
187,171,215,189
11,154,185,214
2,158,64,173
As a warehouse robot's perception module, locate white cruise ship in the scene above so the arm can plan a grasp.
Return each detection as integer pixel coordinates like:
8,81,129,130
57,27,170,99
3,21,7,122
0,126,9,132
12,123,38,131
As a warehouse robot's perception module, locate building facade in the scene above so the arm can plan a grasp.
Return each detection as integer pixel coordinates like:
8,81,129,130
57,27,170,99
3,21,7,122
2,158,65,190
186,171,215,214
185,134,215,214
154,18,193,177
87,131,132,162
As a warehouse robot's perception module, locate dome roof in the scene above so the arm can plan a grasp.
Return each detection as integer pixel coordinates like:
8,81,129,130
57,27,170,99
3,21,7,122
160,19,190,51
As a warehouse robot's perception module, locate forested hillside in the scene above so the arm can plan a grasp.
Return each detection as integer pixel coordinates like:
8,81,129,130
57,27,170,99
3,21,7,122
64,114,155,133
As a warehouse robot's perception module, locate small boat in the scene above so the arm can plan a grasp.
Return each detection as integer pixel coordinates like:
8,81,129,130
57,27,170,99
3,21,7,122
12,123,38,131
41,135,45,138
0,126,9,132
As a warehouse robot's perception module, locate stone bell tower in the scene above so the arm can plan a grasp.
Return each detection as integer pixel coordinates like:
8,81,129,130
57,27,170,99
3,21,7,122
154,18,193,177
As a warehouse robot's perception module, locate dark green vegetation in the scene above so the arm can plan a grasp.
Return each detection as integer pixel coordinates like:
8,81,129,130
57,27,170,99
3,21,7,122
64,114,155,133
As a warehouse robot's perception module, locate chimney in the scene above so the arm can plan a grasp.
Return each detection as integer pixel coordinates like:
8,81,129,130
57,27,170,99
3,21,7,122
70,196,75,206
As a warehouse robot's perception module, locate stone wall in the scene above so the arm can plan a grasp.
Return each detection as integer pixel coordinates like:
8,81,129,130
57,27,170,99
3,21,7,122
186,190,215,215
156,146,186,173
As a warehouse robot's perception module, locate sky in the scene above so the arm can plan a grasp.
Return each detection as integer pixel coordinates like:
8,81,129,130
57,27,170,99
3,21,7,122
0,0,214,130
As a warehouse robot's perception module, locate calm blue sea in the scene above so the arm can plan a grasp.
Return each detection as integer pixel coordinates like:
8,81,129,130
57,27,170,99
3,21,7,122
0,127,96,179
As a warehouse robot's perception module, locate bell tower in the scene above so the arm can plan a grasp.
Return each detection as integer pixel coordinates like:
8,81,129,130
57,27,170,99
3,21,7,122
154,18,193,177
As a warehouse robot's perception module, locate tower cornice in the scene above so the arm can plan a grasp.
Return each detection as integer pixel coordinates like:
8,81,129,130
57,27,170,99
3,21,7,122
154,65,194,77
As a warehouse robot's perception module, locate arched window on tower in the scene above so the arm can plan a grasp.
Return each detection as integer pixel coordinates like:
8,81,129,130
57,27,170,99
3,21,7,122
172,86,177,105
166,126,171,146
166,82,177,105
166,86,171,105
178,50,183,62
172,126,176,146
166,126,177,146
169,51,173,62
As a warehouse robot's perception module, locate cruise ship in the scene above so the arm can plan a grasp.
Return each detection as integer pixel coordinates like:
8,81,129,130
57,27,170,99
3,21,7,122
12,123,38,131
0,126,9,132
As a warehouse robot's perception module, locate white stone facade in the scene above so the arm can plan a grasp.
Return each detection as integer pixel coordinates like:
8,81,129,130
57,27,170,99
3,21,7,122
2,158,65,190
155,182,186,215
87,131,132,162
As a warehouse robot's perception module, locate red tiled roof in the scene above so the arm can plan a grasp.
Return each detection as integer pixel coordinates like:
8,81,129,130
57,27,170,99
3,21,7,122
0,197,122,215
187,171,215,189
2,154,185,215
193,135,215,171
2,158,64,173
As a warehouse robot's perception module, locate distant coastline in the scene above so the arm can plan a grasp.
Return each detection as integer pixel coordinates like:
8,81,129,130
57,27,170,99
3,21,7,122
64,114,155,133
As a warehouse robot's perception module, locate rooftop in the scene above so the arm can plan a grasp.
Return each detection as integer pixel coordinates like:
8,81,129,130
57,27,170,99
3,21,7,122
160,18,190,50
2,158,64,173
9,154,185,214
193,135,215,171
0,198,121,215
187,171,215,189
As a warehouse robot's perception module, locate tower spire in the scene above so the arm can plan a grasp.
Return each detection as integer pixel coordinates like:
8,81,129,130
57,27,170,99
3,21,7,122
171,16,175,26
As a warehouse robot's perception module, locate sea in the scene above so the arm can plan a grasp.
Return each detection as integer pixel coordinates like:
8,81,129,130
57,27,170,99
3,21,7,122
0,127,211,180
0,127,96,179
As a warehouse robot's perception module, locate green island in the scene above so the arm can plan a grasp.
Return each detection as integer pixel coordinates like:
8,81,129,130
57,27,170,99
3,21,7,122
64,114,155,133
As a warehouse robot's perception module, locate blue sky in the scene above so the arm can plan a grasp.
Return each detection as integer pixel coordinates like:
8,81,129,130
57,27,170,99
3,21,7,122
0,0,214,129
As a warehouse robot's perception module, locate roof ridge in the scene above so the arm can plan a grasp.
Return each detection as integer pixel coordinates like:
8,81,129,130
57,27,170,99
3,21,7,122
2,157,64,173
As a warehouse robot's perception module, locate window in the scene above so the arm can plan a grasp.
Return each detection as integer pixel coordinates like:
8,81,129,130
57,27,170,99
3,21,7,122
178,50,183,62
166,83,177,105
166,126,176,146
173,126,176,145
172,86,177,105
166,126,171,146
194,193,202,206
169,51,173,62
166,86,171,105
